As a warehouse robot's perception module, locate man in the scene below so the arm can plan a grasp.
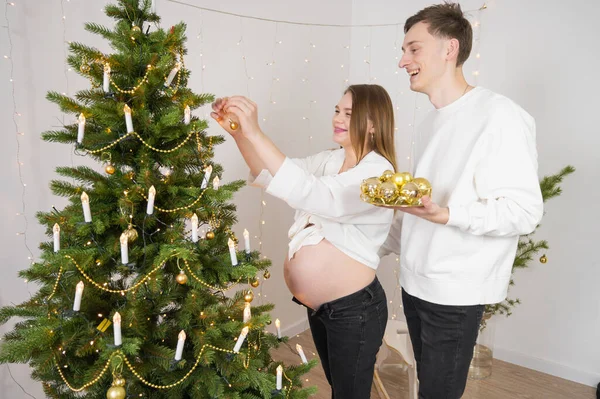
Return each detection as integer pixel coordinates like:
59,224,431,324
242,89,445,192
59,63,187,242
379,3,544,398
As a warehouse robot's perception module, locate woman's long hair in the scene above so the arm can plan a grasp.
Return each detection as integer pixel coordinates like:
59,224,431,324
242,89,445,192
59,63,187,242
345,84,397,171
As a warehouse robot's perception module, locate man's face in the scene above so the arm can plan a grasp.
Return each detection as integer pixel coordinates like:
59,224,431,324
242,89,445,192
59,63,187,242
399,21,449,94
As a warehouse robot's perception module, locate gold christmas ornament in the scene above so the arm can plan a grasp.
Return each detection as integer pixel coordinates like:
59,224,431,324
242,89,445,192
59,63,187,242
412,177,432,197
263,270,271,280
105,164,116,175
266,320,272,325
112,377,126,387
391,172,411,188
175,270,188,285
360,177,381,197
250,278,260,288
228,113,240,131
229,120,239,130
131,25,141,33
80,63,91,74
539,254,548,264
206,231,215,240
244,290,254,303
399,182,421,205
124,225,138,243
379,169,395,182
378,182,399,202
106,386,126,399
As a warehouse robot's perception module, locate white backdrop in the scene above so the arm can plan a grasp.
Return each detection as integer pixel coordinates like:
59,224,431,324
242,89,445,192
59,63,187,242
0,0,598,396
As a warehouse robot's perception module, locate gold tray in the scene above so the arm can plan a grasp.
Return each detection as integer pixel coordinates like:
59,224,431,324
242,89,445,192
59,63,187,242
360,196,424,208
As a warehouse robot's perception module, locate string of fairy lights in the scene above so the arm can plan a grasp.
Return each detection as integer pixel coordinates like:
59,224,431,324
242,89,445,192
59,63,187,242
2,0,489,395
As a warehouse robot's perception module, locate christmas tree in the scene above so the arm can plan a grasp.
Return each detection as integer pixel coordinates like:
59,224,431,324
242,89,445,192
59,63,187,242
0,1,315,398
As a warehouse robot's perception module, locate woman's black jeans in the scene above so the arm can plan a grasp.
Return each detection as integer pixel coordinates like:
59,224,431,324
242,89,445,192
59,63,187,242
294,277,388,399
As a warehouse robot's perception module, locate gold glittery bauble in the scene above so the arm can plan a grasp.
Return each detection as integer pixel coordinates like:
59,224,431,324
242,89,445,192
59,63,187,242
229,121,239,130
206,231,215,240
112,377,126,387
124,226,138,243
378,181,399,203
379,170,395,182
244,290,254,303
361,177,381,197
105,164,116,175
132,25,141,33
175,270,188,285
399,182,420,205
106,386,126,399
539,255,548,264
250,278,260,288
412,177,432,197
263,270,271,279
391,172,411,188
80,63,91,74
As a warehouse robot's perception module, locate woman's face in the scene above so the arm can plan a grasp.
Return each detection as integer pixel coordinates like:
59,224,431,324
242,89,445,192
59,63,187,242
332,92,353,148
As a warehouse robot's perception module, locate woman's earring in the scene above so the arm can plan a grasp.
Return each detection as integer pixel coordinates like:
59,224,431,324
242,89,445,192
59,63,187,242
370,133,374,141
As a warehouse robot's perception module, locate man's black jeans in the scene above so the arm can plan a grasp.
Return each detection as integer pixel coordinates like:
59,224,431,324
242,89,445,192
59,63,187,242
402,288,485,399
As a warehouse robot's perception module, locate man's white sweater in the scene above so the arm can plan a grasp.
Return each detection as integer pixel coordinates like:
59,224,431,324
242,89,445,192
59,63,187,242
381,87,544,306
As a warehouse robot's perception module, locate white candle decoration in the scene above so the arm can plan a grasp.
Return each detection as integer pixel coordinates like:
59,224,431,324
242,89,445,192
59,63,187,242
212,176,220,190
120,232,129,264
146,186,156,215
233,326,249,353
184,105,191,125
113,312,122,346
164,62,181,87
77,113,86,144
228,238,238,266
191,213,199,243
243,302,251,323
276,365,283,390
243,229,250,253
296,344,308,364
124,104,134,133
103,63,111,93
174,330,186,361
200,165,212,189
81,192,92,223
73,281,84,311
275,318,281,339
53,223,60,253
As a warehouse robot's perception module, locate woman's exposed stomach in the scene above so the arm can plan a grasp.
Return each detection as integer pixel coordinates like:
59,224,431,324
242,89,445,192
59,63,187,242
283,239,376,310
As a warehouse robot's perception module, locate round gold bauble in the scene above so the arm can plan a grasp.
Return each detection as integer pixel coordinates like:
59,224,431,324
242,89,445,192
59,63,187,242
80,63,90,74
206,231,215,240
105,164,116,175
266,319,272,325
131,25,141,33
244,290,254,303
539,255,548,264
412,177,432,197
229,121,239,130
361,177,381,197
399,182,420,204
106,386,126,399
263,270,271,279
250,278,260,288
124,226,138,243
175,271,188,285
112,377,126,387
378,181,399,203
394,172,413,186
379,169,395,182
391,172,410,188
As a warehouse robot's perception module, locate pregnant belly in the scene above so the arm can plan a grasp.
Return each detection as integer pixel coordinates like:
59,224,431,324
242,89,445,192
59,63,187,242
283,239,376,309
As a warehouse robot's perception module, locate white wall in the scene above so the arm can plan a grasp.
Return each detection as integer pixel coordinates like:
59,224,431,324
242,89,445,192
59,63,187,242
351,0,600,388
1,0,598,395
